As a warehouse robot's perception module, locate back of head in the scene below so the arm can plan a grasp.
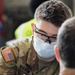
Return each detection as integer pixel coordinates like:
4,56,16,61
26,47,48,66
34,0,72,27
57,17,75,68
29,0,48,15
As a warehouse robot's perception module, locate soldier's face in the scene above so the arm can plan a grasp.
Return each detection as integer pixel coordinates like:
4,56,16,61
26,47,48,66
34,19,59,43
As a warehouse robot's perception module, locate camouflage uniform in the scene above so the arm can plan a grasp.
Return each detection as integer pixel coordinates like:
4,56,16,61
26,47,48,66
0,36,59,75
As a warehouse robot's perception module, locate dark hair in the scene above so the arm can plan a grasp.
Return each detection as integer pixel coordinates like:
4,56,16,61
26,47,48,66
57,17,75,68
34,0,72,27
29,0,48,15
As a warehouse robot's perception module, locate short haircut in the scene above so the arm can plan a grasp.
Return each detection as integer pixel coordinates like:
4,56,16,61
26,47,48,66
57,17,75,68
34,0,72,27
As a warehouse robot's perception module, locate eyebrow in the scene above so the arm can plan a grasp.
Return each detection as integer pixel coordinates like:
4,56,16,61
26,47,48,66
35,26,57,36
51,34,57,36
35,26,47,34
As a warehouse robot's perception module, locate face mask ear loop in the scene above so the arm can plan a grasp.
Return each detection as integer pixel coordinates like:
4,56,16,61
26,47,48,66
45,37,51,44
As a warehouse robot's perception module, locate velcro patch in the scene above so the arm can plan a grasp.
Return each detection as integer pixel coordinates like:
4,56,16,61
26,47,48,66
1,47,15,62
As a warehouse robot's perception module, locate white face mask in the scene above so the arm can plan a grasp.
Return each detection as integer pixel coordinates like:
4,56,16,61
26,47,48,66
33,36,56,58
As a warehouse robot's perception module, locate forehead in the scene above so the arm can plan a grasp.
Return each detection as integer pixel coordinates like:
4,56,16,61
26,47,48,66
36,19,59,35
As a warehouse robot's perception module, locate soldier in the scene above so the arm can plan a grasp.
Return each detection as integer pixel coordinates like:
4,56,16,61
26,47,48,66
0,0,72,75
54,17,75,75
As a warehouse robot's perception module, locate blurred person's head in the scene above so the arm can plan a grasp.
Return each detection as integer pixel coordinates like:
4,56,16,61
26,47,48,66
32,0,72,62
29,0,48,15
54,17,75,75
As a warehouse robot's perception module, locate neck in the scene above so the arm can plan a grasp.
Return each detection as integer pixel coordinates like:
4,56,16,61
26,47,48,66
59,66,75,75
38,55,55,62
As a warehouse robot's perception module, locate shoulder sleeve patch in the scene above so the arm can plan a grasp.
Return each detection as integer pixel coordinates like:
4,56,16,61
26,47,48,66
1,47,15,62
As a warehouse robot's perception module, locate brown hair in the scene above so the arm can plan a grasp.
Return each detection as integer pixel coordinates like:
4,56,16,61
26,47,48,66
34,0,72,27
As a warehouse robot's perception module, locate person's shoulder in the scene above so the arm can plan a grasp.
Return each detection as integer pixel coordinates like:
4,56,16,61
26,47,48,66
15,18,35,39
16,18,35,29
6,36,33,50
14,36,33,45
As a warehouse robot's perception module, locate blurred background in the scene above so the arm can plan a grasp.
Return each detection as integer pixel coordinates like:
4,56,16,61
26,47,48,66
0,0,74,47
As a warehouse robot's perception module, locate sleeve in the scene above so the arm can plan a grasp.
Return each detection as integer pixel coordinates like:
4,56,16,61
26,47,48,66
0,50,9,74
0,36,32,74
0,46,17,74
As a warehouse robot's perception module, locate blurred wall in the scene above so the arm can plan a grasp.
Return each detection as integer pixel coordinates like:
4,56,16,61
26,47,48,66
73,0,75,15
60,0,73,15
4,0,32,40
4,0,30,8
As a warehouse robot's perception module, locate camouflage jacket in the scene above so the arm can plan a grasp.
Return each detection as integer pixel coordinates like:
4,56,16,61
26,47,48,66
0,36,59,75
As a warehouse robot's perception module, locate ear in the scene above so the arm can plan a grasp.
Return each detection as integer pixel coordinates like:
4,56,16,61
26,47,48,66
31,23,35,35
54,45,61,62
